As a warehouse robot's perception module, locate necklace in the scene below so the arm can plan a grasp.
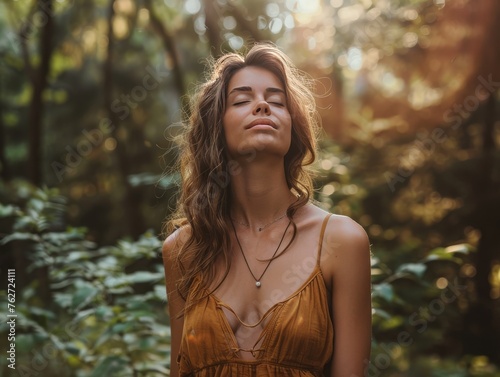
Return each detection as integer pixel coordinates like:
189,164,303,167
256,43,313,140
231,212,287,232
230,218,292,288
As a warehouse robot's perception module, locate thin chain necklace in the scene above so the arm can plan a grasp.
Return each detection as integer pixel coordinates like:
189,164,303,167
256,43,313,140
230,218,291,288
231,212,287,232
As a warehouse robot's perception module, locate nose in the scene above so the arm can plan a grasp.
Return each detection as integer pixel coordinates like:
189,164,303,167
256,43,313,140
252,100,271,115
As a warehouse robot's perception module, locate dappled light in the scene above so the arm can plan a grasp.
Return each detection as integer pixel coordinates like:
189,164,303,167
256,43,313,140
0,0,499,375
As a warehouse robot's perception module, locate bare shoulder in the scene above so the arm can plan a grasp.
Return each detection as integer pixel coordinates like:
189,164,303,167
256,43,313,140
162,225,192,265
317,210,371,279
326,214,370,252
162,225,192,304
302,204,369,245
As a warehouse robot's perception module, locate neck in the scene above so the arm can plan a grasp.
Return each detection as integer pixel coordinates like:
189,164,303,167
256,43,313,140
229,157,296,229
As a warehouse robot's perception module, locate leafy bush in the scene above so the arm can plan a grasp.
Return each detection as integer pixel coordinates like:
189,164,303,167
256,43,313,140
1,180,498,376
0,181,170,376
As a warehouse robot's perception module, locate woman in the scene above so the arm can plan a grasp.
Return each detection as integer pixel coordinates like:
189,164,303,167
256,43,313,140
163,43,372,377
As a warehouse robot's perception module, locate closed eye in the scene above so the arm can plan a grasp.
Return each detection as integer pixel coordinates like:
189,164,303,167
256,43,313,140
233,101,250,106
270,102,284,106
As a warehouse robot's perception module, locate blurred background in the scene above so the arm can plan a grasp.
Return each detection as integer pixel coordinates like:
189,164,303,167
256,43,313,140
0,0,499,376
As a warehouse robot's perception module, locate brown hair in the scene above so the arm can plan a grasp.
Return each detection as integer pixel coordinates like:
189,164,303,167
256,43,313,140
167,43,319,302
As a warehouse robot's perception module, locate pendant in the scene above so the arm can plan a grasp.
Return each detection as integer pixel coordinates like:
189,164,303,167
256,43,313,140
255,281,261,288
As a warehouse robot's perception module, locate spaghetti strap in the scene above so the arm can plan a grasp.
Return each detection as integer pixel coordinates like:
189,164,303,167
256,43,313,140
317,213,333,266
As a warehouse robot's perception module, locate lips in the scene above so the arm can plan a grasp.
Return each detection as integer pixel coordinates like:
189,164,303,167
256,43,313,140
245,118,277,130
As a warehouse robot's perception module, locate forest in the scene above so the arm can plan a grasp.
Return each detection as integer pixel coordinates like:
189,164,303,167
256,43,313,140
0,0,499,376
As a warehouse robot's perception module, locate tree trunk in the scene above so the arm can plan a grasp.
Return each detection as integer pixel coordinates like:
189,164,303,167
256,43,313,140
26,0,55,307
27,0,54,185
103,0,144,238
463,92,500,363
202,0,223,56
227,3,264,42
146,0,186,103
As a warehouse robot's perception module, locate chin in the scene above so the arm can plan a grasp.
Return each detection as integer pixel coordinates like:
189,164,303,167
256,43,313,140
230,147,288,162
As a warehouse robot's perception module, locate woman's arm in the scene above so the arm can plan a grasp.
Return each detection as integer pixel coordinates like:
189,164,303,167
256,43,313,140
162,230,186,377
324,216,372,377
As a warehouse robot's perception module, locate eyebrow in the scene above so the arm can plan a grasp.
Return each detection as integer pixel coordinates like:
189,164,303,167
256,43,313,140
228,86,285,96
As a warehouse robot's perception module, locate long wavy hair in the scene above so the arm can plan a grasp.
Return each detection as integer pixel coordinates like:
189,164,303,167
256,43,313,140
167,43,320,302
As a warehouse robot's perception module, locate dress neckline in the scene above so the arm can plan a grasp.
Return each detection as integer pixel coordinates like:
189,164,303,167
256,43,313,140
201,212,333,318
201,264,327,360
205,264,324,325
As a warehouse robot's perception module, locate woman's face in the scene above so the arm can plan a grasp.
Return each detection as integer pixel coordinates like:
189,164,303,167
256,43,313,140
222,66,292,162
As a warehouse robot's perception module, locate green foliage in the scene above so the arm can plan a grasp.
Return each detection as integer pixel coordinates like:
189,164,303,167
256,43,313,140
313,142,500,375
1,0,499,373
0,182,169,376
2,180,498,376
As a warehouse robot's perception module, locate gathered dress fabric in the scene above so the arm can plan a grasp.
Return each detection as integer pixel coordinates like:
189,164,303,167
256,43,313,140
177,214,334,377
